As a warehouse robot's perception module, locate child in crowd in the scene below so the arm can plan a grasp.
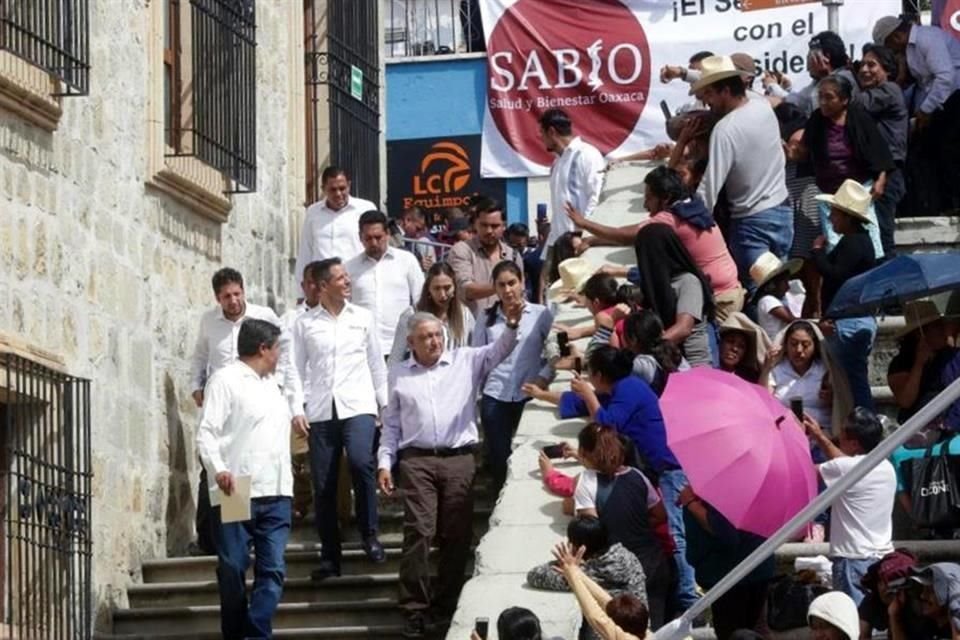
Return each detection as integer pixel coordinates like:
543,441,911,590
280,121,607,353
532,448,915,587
749,252,802,340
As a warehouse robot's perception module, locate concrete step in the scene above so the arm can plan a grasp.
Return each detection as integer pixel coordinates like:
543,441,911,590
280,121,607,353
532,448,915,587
125,572,465,609
775,539,960,574
99,626,407,639
142,545,475,583
112,600,416,636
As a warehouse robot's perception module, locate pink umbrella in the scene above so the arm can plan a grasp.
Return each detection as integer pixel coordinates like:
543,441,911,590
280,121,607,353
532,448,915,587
660,367,817,538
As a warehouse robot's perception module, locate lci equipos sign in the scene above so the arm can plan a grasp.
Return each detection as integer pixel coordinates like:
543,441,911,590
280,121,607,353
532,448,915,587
479,0,900,178
387,136,507,225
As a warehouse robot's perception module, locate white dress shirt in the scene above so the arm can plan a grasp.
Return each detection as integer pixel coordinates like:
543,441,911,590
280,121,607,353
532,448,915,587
189,302,285,392
378,325,518,470
544,136,605,255
289,301,388,422
294,196,377,286
196,361,293,506
345,247,425,354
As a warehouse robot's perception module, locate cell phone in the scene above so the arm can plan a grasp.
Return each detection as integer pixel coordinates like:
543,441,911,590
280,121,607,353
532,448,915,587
542,444,565,459
536,203,548,222
659,99,672,121
573,356,583,374
557,331,570,357
474,617,489,640
790,397,804,421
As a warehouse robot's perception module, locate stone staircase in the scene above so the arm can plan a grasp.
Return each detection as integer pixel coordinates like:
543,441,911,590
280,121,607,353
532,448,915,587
102,479,495,639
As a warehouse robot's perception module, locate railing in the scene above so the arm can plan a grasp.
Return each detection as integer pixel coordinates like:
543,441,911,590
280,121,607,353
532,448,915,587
186,0,257,193
403,235,454,262
0,0,90,95
385,0,484,58
654,374,960,639
0,353,92,640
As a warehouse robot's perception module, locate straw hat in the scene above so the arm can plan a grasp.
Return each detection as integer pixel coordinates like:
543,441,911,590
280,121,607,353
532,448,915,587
718,312,772,371
749,252,803,295
896,298,947,338
689,55,749,95
815,179,873,223
547,258,593,301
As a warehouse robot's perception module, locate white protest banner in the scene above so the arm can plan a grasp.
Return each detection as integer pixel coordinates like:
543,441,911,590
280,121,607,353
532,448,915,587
478,0,900,178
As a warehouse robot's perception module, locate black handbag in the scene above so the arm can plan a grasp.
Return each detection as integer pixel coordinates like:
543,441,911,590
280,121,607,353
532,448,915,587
767,575,829,631
903,441,960,530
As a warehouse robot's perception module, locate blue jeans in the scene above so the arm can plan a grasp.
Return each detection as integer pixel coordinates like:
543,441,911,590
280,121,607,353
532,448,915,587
728,203,794,295
827,317,878,412
309,410,379,566
658,468,699,611
480,395,527,490
873,169,905,259
832,556,875,606
216,497,291,640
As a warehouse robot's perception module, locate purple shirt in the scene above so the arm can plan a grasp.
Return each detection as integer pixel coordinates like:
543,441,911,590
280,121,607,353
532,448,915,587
378,325,518,469
819,122,866,194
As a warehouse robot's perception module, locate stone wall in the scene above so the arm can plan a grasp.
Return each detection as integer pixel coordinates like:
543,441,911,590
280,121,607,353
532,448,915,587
0,1,305,629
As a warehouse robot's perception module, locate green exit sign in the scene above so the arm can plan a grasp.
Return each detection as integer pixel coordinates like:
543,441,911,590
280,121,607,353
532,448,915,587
350,65,363,100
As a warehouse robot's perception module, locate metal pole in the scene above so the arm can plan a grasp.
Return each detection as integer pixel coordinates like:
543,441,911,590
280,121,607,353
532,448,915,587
654,374,960,640
823,0,843,33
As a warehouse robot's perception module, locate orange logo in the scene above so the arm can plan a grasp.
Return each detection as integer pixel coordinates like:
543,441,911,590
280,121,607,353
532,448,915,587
413,142,471,195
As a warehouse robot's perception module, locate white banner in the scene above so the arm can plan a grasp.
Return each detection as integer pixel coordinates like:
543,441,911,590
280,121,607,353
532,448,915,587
478,0,900,178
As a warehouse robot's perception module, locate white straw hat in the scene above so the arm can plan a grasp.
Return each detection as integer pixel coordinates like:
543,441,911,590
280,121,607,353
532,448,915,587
689,55,749,95
547,258,593,301
749,252,803,293
815,179,873,223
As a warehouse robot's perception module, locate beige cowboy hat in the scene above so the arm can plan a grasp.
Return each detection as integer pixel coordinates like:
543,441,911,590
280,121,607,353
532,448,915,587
689,55,750,95
749,252,803,295
895,295,959,338
718,311,773,371
815,179,873,223
547,258,593,301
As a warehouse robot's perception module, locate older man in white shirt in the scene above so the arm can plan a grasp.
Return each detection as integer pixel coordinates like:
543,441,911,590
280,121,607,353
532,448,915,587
196,318,292,640
346,210,424,356
294,166,377,289
189,267,287,555
289,257,388,580
377,311,519,638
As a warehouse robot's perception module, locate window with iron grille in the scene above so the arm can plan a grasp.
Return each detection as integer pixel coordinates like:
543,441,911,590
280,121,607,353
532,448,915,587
0,0,90,95
165,0,257,194
385,0,484,58
0,352,92,639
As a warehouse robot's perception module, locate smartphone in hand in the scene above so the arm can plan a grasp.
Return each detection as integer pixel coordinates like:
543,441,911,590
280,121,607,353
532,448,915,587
474,617,489,640
542,444,565,459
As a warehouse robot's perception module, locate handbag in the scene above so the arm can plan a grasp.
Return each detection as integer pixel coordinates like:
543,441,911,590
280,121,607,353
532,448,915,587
767,574,829,631
903,440,960,530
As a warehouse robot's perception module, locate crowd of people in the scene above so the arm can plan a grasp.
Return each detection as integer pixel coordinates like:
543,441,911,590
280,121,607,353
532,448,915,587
185,11,960,640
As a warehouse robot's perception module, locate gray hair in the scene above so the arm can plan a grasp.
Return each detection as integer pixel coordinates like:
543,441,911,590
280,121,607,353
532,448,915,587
407,311,442,334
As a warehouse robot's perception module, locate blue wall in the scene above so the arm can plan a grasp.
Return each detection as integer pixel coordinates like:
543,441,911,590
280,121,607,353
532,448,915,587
386,56,528,224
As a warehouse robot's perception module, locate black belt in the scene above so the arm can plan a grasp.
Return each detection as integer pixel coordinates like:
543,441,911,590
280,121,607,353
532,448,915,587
398,445,476,459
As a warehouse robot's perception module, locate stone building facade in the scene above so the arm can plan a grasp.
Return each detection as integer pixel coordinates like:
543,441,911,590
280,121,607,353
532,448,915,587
0,0,325,628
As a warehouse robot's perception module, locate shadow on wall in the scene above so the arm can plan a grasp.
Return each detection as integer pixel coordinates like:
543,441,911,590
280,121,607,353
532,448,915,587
163,372,195,556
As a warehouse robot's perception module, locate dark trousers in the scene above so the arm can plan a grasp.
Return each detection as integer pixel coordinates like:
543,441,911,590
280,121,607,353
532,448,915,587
874,167,905,258
216,497,292,640
479,395,526,490
291,452,313,518
398,451,475,612
710,579,770,640
196,465,218,554
308,410,378,566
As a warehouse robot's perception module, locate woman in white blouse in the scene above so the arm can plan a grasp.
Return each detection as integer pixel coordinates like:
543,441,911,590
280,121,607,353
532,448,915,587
387,262,474,367
760,320,853,435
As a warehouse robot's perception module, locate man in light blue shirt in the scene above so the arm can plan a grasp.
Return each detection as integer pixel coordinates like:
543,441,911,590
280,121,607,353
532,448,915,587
875,16,960,212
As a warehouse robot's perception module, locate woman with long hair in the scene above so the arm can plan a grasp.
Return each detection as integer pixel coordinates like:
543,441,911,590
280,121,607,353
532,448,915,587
387,262,474,367
473,260,552,490
620,310,685,396
634,224,716,367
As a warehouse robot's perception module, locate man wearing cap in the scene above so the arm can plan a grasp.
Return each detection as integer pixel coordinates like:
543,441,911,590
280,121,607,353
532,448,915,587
874,15,960,214
692,55,793,295
900,563,960,639
858,550,943,639
769,31,861,116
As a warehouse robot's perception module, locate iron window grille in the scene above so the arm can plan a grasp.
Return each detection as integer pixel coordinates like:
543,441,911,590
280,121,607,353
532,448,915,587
306,0,381,205
0,352,92,639
385,0,484,58
174,0,257,193
0,0,90,95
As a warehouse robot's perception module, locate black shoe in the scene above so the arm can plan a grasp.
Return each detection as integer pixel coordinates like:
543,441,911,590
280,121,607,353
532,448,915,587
362,535,387,563
310,560,341,581
402,612,426,638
